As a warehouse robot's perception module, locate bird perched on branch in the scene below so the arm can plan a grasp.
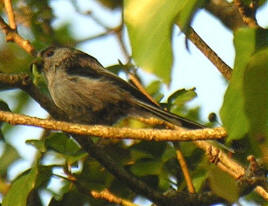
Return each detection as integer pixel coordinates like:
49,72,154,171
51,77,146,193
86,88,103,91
36,46,204,129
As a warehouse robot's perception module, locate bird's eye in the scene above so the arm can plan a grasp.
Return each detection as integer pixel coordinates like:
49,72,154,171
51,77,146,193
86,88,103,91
43,49,55,57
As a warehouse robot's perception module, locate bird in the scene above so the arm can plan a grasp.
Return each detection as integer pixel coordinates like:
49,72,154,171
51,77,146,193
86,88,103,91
37,46,205,129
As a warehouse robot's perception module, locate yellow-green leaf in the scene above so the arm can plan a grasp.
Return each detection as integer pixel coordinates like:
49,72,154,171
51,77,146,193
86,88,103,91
124,0,185,84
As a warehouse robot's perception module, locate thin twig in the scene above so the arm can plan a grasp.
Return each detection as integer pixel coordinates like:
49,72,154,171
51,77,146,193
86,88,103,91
3,0,16,30
128,74,160,106
55,172,140,206
114,16,130,60
91,190,139,206
255,186,268,201
0,17,35,55
175,146,195,193
186,27,233,80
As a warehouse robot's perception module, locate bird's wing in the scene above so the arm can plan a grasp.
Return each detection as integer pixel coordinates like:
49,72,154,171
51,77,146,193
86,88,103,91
70,52,204,129
68,52,157,105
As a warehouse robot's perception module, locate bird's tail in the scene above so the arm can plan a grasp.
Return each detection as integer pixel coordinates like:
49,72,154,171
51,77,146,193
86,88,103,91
135,100,205,129
136,100,235,152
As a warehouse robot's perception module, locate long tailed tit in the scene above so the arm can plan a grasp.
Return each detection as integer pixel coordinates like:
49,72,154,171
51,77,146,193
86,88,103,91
37,46,204,129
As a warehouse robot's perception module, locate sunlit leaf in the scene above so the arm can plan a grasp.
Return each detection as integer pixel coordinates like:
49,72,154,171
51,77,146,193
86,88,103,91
146,80,164,102
167,88,197,109
220,28,268,141
243,48,268,154
209,166,239,202
176,0,205,33
26,139,46,152
3,166,38,206
45,133,87,164
124,0,185,84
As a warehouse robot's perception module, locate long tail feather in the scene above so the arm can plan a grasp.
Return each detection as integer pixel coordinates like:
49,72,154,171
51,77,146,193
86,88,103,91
136,100,235,152
136,100,205,129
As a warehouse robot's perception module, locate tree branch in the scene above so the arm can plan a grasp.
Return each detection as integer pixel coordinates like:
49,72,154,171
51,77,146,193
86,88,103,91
234,0,258,28
0,73,64,119
175,147,195,193
0,110,227,141
90,190,139,206
205,0,246,30
186,27,233,80
3,0,16,30
0,17,35,55
73,134,170,205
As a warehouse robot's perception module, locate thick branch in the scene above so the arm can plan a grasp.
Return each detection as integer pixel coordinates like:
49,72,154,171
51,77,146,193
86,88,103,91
0,73,64,119
74,135,169,205
195,141,245,179
205,0,246,30
234,0,258,28
0,110,227,141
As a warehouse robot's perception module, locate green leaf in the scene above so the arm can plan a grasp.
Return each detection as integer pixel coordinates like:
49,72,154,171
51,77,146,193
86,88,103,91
54,24,75,47
130,149,154,161
31,64,49,94
209,166,239,202
243,48,268,150
105,64,123,75
45,133,87,164
220,28,268,141
192,169,207,192
124,0,185,84
49,188,92,206
167,88,197,108
130,159,162,176
0,100,11,112
0,143,20,176
0,100,11,137
26,139,46,152
76,160,113,191
146,80,164,102
176,0,205,33
35,165,54,188
3,166,38,206
161,145,176,162
130,141,167,158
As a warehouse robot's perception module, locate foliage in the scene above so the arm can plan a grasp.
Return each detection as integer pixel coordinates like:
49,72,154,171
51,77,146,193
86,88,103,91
0,0,267,206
